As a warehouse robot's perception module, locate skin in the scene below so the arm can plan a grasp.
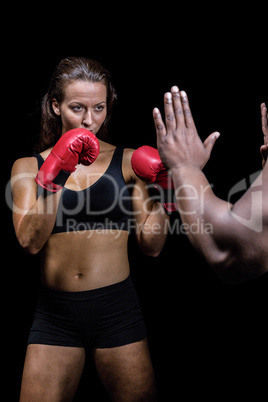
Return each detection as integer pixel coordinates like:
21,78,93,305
12,80,168,401
154,86,268,284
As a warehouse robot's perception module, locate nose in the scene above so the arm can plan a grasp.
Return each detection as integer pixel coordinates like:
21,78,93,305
82,110,93,128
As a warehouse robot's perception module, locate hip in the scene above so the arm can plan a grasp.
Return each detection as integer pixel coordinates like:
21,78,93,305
28,275,147,349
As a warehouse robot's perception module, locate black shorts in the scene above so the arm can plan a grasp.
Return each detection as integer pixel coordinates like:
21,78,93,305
28,275,147,349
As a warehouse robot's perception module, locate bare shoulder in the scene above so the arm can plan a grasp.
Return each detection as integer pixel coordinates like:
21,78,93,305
122,148,136,181
11,157,39,199
10,156,39,209
122,148,135,164
11,156,39,177
123,148,135,169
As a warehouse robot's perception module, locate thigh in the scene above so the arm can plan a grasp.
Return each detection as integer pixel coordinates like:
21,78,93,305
20,344,85,402
93,339,158,402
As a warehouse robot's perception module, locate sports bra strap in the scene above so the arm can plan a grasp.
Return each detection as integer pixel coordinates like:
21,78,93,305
33,154,45,170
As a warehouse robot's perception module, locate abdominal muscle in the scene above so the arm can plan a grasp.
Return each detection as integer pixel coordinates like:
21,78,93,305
40,230,130,292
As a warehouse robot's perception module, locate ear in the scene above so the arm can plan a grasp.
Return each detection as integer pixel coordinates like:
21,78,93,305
52,98,61,116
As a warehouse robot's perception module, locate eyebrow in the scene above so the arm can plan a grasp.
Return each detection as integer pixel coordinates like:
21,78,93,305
69,100,107,105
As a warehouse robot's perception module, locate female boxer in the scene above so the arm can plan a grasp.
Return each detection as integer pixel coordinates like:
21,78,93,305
11,57,171,401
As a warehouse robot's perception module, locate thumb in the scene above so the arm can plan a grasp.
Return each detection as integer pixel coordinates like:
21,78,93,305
203,131,220,154
260,144,268,167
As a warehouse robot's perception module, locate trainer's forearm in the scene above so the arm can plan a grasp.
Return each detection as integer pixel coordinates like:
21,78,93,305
170,166,232,264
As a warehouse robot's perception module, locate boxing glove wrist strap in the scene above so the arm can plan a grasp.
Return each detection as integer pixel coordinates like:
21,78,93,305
35,167,71,193
148,185,177,214
52,169,71,187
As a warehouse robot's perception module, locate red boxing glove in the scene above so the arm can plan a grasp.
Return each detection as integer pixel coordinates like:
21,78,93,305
35,128,99,192
131,145,176,212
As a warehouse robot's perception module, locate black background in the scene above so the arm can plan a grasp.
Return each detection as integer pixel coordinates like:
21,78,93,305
4,5,268,401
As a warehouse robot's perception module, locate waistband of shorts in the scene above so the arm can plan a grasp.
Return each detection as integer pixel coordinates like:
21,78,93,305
38,275,132,302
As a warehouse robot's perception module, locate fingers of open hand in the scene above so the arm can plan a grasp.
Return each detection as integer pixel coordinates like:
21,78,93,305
154,87,197,144
179,90,196,130
165,87,196,131
153,108,166,140
170,86,185,127
261,103,268,141
164,86,186,129
164,92,177,131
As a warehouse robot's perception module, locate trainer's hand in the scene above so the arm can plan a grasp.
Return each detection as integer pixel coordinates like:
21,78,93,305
36,128,99,192
153,86,220,172
260,102,268,167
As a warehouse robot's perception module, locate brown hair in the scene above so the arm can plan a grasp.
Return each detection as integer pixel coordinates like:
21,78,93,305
35,56,117,152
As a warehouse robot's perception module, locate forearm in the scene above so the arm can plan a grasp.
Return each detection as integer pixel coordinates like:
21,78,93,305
15,190,61,254
137,201,169,257
171,166,233,264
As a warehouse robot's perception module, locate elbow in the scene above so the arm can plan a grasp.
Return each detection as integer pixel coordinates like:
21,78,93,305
137,232,166,258
138,241,164,258
206,249,259,284
204,248,240,284
144,249,161,258
17,234,42,255
209,259,238,284
24,245,41,256
139,244,162,258
21,241,41,256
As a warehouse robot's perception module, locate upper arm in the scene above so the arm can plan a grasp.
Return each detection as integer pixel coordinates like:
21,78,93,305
208,167,268,281
11,157,39,234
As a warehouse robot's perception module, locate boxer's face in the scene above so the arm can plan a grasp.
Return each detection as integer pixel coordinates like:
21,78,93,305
52,80,107,136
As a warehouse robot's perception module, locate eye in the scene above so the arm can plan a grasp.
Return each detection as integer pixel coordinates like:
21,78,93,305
94,104,106,112
72,105,83,112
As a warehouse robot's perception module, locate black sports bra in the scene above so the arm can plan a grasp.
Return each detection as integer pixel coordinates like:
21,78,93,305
34,147,132,233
